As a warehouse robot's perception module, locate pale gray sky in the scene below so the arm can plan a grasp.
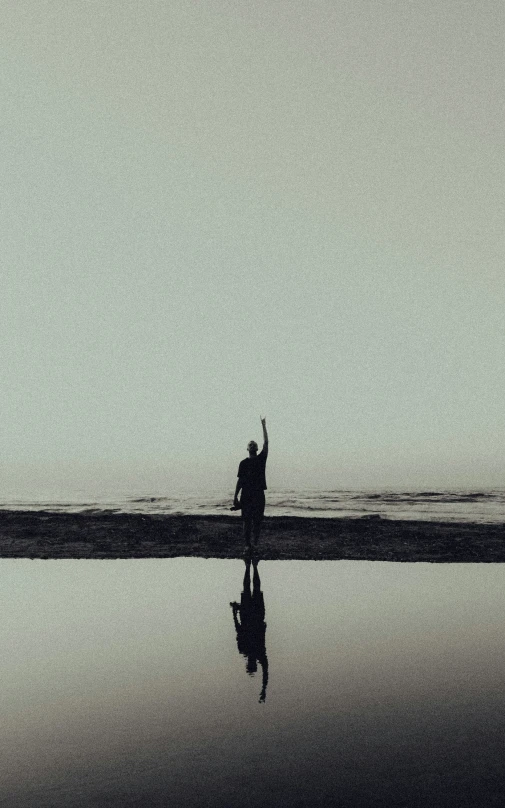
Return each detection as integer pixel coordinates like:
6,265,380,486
1,1,503,494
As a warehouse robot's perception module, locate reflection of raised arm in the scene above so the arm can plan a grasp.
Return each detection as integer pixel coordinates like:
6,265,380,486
259,654,269,703
261,416,268,455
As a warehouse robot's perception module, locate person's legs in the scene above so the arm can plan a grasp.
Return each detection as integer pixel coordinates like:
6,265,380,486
252,515,262,545
252,493,265,546
243,515,252,546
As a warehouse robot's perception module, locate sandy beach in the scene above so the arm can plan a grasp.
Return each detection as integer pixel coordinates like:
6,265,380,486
0,510,503,562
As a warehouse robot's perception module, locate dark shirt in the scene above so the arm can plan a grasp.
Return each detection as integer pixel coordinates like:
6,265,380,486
238,449,268,495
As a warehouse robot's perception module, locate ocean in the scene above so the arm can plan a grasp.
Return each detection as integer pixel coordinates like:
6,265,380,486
0,489,503,524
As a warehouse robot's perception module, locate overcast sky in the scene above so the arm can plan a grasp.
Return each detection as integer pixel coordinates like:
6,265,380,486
1,1,503,495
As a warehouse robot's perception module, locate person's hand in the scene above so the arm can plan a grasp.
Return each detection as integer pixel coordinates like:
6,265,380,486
260,415,266,426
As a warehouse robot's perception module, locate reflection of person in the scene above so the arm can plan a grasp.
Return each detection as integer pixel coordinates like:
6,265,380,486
230,557,269,703
233,416,268,549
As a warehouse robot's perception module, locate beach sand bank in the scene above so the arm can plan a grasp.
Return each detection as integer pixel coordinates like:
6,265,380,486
0,511,503,562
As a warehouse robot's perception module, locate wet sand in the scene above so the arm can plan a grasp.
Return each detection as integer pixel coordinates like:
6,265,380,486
0,510,503,561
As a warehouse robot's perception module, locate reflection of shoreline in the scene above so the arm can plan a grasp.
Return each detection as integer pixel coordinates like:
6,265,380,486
230,559,269,703
0,512,502,561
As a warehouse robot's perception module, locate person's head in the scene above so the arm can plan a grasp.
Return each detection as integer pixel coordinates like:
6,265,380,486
247,440,258,456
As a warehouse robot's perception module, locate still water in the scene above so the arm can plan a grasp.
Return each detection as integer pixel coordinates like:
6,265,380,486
1,559,504,807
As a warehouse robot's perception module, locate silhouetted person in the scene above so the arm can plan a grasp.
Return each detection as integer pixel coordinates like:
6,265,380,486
234,416,268,549
230,557,269,703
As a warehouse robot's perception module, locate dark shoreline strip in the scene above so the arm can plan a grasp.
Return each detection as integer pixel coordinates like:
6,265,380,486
0,511,503,562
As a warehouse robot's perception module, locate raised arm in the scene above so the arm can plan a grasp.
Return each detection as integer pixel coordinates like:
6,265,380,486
261,416,268,455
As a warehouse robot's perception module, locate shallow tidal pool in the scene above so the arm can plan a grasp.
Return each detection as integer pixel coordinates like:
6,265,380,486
1,558,504,807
